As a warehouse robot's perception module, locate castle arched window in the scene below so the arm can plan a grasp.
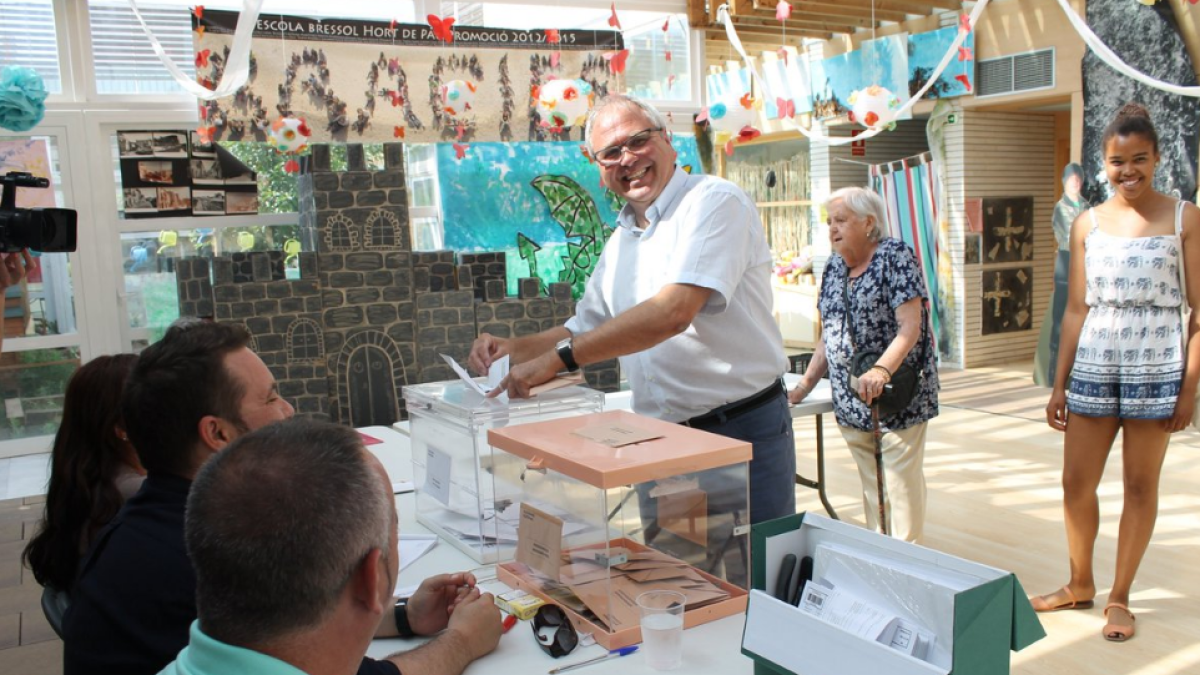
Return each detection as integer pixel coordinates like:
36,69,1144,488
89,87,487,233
364,209,401,250
288,319,324,363
324,213,358,252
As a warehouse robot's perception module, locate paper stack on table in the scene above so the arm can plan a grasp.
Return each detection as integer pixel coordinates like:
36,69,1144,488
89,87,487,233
552,547,730,633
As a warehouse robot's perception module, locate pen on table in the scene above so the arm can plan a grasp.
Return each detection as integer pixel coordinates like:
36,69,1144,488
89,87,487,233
502,614,518,634
547,646,638,674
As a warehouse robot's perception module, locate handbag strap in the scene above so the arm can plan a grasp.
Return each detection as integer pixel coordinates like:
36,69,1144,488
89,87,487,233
840,257,929,376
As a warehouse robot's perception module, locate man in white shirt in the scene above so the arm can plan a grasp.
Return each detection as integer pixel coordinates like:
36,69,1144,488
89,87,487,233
468,95,794,525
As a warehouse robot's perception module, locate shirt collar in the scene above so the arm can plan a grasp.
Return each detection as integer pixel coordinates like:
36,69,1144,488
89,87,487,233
616,166,688,236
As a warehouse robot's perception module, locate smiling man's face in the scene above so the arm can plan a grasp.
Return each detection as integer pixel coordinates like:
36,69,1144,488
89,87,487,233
589,106,677,219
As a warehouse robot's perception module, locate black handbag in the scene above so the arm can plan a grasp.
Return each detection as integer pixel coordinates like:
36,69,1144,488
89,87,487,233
842,278,927,417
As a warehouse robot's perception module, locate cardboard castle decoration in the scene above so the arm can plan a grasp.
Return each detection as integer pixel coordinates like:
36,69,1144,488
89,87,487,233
176,142,620,425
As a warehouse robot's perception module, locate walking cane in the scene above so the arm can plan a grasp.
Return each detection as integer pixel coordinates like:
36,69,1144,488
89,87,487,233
871,403,888,536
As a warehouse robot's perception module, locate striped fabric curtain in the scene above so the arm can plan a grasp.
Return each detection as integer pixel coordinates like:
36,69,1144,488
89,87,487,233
869,154,942,353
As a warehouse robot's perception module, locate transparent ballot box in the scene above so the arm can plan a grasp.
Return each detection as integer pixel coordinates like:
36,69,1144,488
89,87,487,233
489,410,752,649
403,380,604,563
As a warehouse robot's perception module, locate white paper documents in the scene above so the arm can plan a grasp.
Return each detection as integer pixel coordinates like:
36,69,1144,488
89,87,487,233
440,353,508,397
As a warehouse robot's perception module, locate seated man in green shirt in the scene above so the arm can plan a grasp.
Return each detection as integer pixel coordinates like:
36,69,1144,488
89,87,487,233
158,420,502,675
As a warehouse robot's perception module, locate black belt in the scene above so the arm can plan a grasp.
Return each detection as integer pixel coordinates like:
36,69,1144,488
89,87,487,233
681,378,784,429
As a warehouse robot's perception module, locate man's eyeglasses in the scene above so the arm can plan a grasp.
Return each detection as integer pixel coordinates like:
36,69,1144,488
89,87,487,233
592,128,662,166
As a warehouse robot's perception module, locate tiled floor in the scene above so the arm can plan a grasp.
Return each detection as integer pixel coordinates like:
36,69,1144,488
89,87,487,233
0,493,61,674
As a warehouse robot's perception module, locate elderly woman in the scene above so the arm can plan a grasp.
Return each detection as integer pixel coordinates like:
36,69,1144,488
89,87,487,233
788,187,939,542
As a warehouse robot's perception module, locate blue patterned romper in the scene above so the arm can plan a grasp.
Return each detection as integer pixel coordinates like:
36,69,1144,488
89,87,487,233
1067,204,1186,418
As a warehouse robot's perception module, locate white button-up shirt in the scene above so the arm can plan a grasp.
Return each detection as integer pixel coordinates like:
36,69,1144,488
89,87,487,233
566,167,786,422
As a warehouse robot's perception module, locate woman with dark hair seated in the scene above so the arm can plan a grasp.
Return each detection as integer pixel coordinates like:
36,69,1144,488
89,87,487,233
23,353,143,593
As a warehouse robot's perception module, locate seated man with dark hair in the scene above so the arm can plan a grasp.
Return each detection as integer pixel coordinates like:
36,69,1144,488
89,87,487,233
63,320,497,675
161,419,501,675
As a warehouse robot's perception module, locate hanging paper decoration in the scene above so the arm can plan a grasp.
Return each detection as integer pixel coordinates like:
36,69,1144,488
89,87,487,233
441,80,477,117
776,0,792,21
0,65,48,132
428,15,456,43
705,95,758,136
269,116,312,173
453,142,470,160
700,93,760,156
536,78,594,129
608,3,621,30
848,85,900,130
604,49,630,75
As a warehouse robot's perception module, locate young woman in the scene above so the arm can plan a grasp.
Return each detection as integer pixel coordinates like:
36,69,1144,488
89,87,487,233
1038,103,1200,642
23,354,144,592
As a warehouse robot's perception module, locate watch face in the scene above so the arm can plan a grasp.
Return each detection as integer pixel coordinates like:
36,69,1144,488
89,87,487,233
557,338,571,350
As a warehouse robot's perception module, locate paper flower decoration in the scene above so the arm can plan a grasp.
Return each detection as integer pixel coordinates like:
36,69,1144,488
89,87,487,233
441,79,477,117
0,65,48,133
269,116,312,173
848,85,900,130
536,79,594,129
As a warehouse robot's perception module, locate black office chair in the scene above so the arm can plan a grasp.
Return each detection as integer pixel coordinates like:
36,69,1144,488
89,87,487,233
40,585,70,638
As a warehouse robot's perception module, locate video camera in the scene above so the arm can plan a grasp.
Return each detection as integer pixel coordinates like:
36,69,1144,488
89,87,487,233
0,171,78,253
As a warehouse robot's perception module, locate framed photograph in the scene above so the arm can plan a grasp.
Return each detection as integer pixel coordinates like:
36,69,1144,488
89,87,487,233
192,189,226,215
982,197,1034,264
152,131,188,157
123,187,158,213
190,159,224,184
137,161,175,184
117,132,155,158
157,186,192,211
225,191,259,214
190,130,216,157
981,266,1034,335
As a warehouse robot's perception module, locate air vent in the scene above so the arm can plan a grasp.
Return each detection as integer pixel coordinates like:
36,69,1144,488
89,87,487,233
976,48,1055,98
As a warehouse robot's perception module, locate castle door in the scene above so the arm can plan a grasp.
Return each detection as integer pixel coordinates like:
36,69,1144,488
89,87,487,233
347,346,398,426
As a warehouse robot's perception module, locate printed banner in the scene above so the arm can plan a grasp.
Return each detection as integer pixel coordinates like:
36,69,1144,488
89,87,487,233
194,10,624,144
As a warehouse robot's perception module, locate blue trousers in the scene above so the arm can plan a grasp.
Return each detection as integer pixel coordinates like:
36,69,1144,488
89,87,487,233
700,389,797,524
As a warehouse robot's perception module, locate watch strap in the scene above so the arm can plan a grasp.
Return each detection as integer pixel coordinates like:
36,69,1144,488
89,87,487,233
556,339,579,372
393,599,416,638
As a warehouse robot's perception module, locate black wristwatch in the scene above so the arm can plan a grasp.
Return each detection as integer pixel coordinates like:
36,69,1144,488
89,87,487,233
555,337,579,372
393,599,416,638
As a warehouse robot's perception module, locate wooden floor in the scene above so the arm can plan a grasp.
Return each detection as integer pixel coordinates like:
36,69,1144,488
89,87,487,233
793,362,1200,675
2,362,1198,674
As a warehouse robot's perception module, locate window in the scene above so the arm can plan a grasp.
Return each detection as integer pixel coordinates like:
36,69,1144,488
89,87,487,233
287,318,323,362
87,0,419,96
0,0,62,93
457,2,693,102
89,0,196,95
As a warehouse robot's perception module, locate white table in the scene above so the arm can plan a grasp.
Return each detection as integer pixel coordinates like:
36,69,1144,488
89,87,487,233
782,375,837,520
359,426,754,675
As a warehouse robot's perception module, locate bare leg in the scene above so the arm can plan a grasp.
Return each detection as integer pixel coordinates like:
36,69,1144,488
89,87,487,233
1109,419,1170,608
1035,413,1120,609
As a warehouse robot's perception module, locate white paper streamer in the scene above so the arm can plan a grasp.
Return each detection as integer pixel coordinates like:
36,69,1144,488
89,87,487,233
717,1,990,146
126,0,263,101
1053,0,1200,98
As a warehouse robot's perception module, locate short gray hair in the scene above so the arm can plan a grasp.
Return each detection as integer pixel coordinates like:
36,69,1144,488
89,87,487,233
584,94,671,153
187,419,392,646
825,187,890,241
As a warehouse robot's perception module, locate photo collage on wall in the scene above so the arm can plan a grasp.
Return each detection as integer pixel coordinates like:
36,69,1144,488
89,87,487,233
117,130,259,218
977,196,1035,335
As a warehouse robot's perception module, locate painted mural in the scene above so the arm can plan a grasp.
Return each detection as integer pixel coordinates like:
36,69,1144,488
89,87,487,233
909,25,975,99
438,137,702,296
